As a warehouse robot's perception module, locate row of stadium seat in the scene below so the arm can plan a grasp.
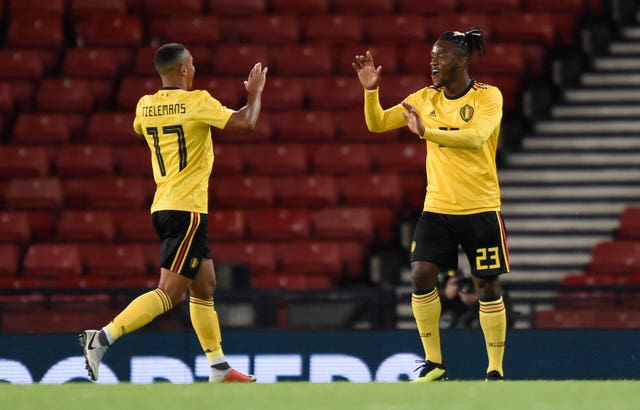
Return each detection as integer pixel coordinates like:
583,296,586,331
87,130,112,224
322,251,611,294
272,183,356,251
0,240,368,282
0,207,395,247
2,12,578,48
0,174,422,210
536,308,640,329
2,0,603,18
0,143,426,176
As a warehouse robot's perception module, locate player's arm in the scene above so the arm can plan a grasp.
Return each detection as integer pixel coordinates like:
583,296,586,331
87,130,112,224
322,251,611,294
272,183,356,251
353,50,406,133
224,62,268,132
403,88,502,149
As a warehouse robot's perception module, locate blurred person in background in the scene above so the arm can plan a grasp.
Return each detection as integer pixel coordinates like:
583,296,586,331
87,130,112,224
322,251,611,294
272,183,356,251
80,43,267,383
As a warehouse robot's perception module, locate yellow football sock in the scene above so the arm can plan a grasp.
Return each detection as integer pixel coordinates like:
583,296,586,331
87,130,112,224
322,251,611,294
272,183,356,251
190,296,225,362
479,296,507,376
411,288,442,364
105,288,172,341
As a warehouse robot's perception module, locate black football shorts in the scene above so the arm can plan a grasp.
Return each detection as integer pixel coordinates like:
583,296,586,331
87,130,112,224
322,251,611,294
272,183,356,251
151,210,210,279
410,211,510,278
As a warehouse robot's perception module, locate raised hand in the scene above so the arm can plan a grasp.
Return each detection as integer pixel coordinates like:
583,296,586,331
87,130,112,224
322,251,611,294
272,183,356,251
352,50,381,91
244,62,268,95
401,101,425,137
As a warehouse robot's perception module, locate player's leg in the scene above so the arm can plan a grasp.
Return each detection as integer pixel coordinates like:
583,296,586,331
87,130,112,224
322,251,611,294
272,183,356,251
189,259,255,382
80,210,197,381
460,211,509,380
410,212,456,382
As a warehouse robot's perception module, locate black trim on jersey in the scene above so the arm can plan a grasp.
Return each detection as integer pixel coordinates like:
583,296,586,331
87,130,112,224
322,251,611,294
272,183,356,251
444,80,475,100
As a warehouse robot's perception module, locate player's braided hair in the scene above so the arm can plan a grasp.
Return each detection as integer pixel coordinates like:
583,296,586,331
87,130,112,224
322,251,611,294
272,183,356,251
438,27,485,58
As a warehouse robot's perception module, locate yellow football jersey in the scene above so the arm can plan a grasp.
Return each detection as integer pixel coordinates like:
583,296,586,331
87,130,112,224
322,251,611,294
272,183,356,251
364,81,503,214
133,87,234,213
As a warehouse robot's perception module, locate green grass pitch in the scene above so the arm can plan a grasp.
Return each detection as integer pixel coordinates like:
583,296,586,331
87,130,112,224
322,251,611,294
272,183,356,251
2,381,638,410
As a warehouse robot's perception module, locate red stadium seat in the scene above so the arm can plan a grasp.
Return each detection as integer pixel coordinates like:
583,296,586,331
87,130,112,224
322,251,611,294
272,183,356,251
25,211,57,241
132,46,162,76
333,0,393,13
470,44,526,79
221,15,299,44
245,208,311,241
5,178,63,210
208,210,245,242
338,174,403,209
618,207,640,240
399,174,426,211
333,109,400,141
212,45,270,76
311,143,372,174
369,142,426,173
191,76,243,110
276,241,343,278
523,0,585,13
144,0,204,16
150,16,219,46
377,75,429,108
113,145,153,176
55,145,114,177
74,16,143,47
251,274,332,290
212,144,245,176
8,0,65,17
214,115,270,144
70,0,129,20
369,207,397,243
339,240,366,277
111,210,156,241
11,113,82,145
61,48,122,79
5,16,64,48
476,75,522,112
271,111,335,141
269,0,328,14
363,16,427,45
243,144,308,175
458,0,521,13
86,111,137,144
262,77,305,110
303,15,363,44
56,210,116,242
208,0,267,16
491,13,556,48
116,76,162,110
273,175,339,208
36,78,95,113
271,44,333,76
0,212,30,244
211,242,277,275
0,245,20,277
334,44,399,75
311,207,375,243
22,244,83,277
80,243,147,277
0,49,47,80
427,14,493,41
557,274,620,309
6,81,36,111
212,176,275,208
305,76,362,109
62,178,147,210
396,0,458,14
0,146,49,177
587,240,640,276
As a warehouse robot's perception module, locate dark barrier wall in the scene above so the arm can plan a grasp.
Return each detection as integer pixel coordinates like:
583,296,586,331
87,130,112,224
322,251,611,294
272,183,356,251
1,329,639,383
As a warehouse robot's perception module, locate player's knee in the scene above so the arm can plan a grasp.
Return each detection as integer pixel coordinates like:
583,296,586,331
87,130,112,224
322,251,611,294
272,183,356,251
410,263,438,290
476,276,502,302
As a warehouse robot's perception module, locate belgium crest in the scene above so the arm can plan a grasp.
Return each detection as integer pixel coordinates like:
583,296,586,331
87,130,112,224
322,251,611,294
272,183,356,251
460,104,474,122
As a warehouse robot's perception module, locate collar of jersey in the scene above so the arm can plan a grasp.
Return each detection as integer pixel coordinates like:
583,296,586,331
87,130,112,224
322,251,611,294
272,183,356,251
443,79,475,100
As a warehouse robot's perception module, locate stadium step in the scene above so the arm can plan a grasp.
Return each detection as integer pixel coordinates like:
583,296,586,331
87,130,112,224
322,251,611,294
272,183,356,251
551,104,640,118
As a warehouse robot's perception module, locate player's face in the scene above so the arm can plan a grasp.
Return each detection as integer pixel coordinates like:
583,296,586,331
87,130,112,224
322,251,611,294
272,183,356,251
430,40,462,88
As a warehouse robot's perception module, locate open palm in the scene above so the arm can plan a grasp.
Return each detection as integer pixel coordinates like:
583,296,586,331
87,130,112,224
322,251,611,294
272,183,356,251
352,50,381,90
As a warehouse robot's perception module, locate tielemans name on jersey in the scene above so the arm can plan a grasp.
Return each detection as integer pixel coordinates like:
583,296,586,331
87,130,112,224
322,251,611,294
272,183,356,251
142,103,187,117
